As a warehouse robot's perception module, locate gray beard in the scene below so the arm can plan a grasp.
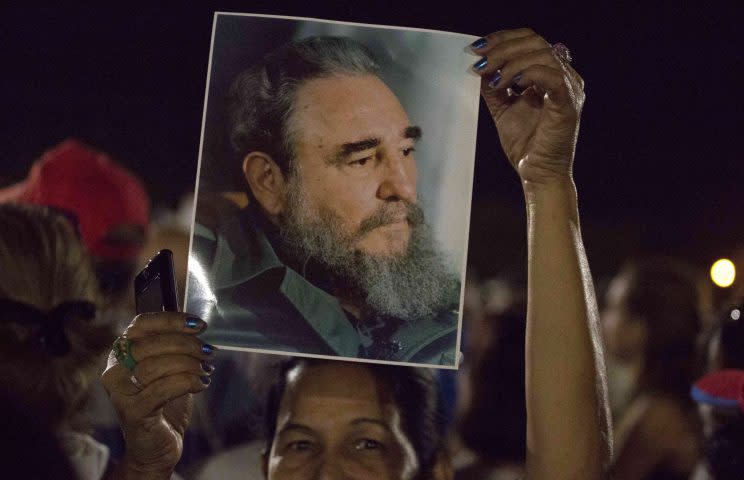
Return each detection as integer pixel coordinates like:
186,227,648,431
278,186,460,323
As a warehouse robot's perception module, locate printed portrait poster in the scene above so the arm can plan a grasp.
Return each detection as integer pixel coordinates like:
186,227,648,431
185,12,480,369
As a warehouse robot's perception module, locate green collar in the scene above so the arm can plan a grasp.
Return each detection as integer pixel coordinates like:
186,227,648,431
196,210,361,357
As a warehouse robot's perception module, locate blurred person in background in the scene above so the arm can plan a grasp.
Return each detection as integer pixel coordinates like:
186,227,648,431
0,391,79,479
0,139,155,464
454,301,527,480
602,258,705,479
0,138,151,315
0,204,116,479
690,303,744,480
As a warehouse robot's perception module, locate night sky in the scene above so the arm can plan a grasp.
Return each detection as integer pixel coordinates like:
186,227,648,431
2,2,743,280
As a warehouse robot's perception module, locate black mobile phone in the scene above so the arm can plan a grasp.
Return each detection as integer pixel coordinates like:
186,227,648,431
134,249,179,314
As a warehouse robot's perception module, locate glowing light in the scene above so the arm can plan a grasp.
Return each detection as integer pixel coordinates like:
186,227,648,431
731,309,741,321
710,259,736,288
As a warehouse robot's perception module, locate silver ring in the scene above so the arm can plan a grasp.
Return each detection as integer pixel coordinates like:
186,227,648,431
551,42,573,64
130,374,144,390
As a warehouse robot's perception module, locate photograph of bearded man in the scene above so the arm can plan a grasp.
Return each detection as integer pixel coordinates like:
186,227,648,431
186,14,479,367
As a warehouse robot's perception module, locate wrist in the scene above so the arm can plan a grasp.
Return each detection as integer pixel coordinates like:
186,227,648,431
113,457,175,480
522,175,576,200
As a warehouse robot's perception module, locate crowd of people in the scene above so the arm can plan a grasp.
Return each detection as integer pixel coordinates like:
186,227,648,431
1,28,743,480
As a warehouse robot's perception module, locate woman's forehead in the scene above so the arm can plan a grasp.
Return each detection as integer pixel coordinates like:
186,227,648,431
276,363,404,435
284,362,394,404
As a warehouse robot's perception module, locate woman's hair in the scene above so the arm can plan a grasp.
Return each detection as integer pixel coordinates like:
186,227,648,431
262,358,443,477
619,258,704,399
0,204,114,429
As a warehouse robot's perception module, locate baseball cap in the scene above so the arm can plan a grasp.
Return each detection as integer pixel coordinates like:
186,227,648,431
0,139,149,261
691,369,744,412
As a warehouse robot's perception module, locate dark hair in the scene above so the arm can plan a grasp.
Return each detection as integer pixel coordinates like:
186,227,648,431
706,415,744,480
227,36,380,178
619,258,703,399
262,358,443,477
0,204,114,428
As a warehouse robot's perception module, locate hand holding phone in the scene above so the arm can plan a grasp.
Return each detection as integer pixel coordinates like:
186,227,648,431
134,249,179,313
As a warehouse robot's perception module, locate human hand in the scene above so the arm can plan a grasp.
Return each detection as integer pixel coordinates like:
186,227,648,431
101,312,215,477
470,29,585,187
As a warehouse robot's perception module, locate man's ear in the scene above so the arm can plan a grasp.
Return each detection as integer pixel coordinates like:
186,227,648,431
243,152,287,218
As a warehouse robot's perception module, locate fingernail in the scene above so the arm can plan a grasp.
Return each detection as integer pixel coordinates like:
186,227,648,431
201,376,211,385
472,57,488,71
470,37,487,50
201,343,216,355
201,361,214,373
185,317,203,329
488,71,502,88
513,72,523,84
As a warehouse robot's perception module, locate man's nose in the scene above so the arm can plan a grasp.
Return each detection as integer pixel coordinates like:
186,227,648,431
376,154,416,203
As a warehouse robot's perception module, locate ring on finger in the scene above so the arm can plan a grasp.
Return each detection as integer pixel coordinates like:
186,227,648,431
130,374,144,390
551,42,572,64
112,336,137,371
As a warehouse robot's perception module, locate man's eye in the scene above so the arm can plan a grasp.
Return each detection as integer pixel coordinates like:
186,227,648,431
349,156,373,167
402,147,416,157
353,438,383,451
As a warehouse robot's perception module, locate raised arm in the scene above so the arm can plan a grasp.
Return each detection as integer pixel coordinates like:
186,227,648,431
470,29,612,479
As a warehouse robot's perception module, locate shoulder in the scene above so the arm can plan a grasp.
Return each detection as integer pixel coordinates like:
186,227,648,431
616,394,699,461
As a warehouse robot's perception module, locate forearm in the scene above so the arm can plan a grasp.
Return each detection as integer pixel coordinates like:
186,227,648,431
523,179,612,479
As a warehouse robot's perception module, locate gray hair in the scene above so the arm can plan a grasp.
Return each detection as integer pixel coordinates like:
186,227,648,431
227,36,380,176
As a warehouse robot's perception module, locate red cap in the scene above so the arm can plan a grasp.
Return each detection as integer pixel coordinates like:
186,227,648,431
0,139,150,261
691,369,744,413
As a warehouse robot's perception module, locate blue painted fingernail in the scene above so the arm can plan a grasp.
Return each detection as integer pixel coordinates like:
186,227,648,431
201,343,215,355
201,376,211,385
201,361,214,373
488,72,502,88
472,57,488,71
470,37,487,50
185,317,203,329
513,73,523,84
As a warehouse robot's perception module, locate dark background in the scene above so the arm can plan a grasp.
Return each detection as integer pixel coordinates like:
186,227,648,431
2,2,743,285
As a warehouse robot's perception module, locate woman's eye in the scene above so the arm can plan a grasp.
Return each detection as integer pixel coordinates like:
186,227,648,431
354,438,383,451
402,147,415,156
287,440,314,452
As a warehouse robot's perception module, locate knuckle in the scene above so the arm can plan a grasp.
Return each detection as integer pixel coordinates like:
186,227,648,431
100,370,115,391
128,340,143,360
118,403,138,423
190,336,205,354
533,35,550,48
128,314,146,332
134,362,152,383
149,379,169,399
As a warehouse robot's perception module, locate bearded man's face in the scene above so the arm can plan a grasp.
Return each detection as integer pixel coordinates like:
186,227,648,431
272,73,458,320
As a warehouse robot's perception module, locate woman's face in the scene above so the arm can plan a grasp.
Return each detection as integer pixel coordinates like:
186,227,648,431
601,275,647,362
264,363,421,480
